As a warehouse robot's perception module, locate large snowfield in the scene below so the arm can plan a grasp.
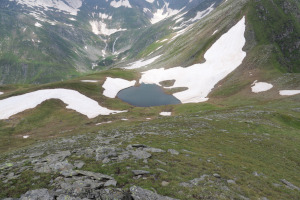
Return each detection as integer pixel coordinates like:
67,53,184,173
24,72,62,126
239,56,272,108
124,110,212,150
0,89,126,120
140,17,247,103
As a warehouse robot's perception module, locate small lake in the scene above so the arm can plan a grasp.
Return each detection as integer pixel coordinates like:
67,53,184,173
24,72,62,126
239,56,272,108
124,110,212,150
117,84,181,107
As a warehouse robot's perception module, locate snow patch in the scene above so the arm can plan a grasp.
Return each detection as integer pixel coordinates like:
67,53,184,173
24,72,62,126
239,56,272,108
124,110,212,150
251,81,273,93
96,121,112,126
110,0,132,8
81,80,98,83
90,21,126,36
14,0,82,15
0,92,3,95
125,55,161,70
151,2,182,24
140,17,246,103
23,135,29,139
102,77,136,98
35,22,42,27
190,3,214,22
160,112,171,116
0,89,126,120
279,90,300,96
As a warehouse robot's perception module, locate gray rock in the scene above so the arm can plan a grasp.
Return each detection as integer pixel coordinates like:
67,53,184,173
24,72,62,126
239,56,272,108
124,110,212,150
74,161,85,169
76,170,114,181
144,148,165,153
156,168,167,173
43,151,71,163
104,180,117,187
49,160,74,171
155,160,167,165
131,150,151,159
213,173,221,178
227,180,236,184
130,186,178,200
35,165,52,173
96,147,118,161
118,152,131,161
102,157,111,164
281,179,300,191
167,149,179,155
60,170,79,177
132,170,150,176
56,194,81,200
98,188,131,200
179,174,209,187
20,189,53,200
190,174,209,185
28,152,44,158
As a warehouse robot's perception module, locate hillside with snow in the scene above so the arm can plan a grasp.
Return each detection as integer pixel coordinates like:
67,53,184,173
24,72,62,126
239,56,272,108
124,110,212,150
0,0,299,199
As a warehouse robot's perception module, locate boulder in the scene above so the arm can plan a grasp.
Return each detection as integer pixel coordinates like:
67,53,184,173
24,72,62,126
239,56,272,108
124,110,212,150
167,149,179,155
132,170,150,176
20,189,54,200
76,170,114,181
131,150,151,159
130,186,178,200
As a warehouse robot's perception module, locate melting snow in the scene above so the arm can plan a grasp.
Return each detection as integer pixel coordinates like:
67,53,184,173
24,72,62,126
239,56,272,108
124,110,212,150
279,90,300,96
151,2,182,24
251,81,273,93
0,89,126,120
35,22,42,27
102,77,136,98
0,92,3,95
14,0,82,15
160,112,172,116
23,135,29,139
96,121,112,126
140,17,246,103
110,0,132,8
125,55,161,70
190,3,214,22
90,21,126,36
81,80,98,83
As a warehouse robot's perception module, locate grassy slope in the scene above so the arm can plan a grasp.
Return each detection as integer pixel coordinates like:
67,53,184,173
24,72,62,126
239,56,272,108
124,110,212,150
247,0,300,73
0,96,299,199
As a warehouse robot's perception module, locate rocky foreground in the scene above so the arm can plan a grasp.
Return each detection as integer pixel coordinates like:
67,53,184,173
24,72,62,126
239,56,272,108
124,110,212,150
1,107,300,199
1,132,180,199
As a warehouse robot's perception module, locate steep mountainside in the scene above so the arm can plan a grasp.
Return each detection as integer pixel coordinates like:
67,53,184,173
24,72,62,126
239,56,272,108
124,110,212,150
0,0,222,84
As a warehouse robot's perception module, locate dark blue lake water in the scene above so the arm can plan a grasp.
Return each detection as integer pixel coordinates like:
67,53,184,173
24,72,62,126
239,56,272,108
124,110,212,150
117,84,181,107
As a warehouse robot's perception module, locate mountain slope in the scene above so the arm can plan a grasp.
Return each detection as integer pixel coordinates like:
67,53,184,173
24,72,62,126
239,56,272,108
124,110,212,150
0,0,222,84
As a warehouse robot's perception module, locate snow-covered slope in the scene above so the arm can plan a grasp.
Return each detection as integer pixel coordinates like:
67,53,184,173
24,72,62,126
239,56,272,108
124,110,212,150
140,17,247,103
0,0,225,84
0,89,126,119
